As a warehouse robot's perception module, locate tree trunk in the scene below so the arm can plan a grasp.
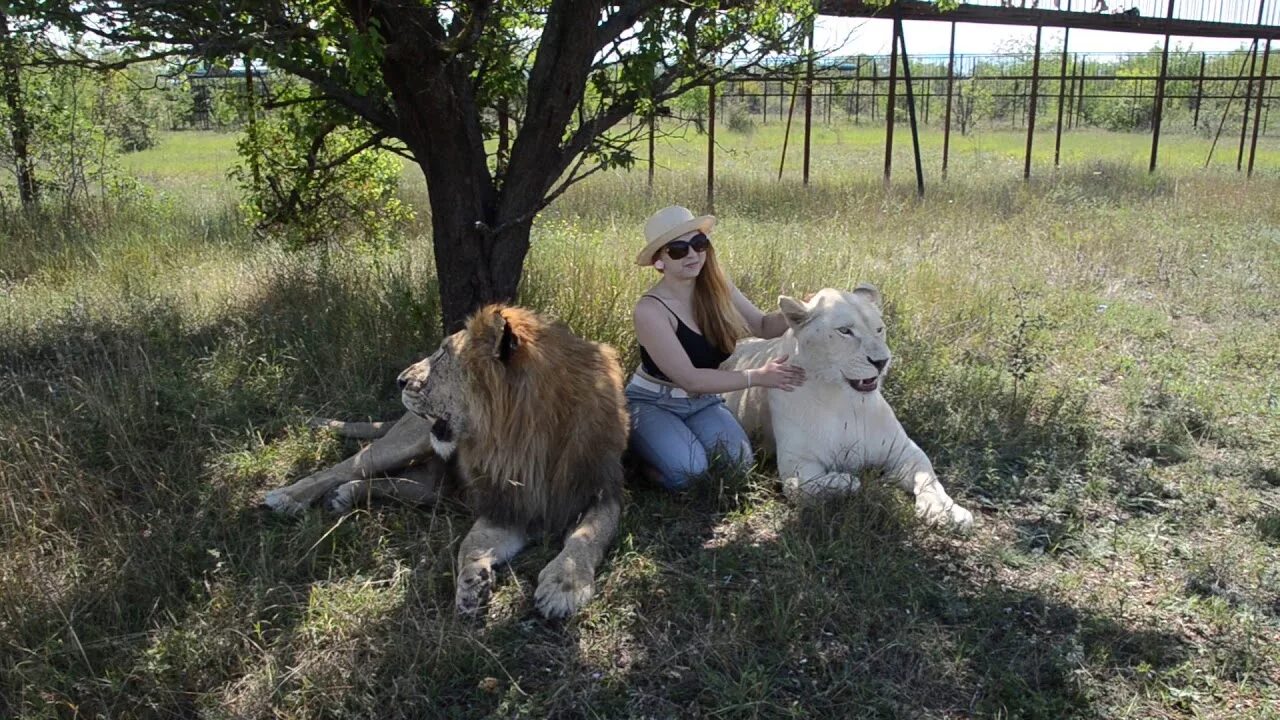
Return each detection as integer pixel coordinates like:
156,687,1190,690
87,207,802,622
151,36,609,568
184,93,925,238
370,4,585,333
0,11,38,208
410,155,535,334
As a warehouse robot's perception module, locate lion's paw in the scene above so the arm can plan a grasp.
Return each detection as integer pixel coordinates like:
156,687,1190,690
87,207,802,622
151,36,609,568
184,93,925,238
782,472,861,503
325,482,360,514
916,497,975,533
262,488,307,516
455,564,493,617
947,503,975,532
534,556,594,619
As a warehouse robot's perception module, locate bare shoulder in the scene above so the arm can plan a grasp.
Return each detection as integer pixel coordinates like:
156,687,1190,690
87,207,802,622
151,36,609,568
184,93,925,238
633,295,676,326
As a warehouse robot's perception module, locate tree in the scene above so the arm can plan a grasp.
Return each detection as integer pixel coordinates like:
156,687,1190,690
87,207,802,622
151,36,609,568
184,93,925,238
22,1,815,330
0,9,38,208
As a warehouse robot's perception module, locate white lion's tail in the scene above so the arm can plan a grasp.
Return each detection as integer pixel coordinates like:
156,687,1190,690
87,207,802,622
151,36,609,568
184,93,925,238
306,417,395,439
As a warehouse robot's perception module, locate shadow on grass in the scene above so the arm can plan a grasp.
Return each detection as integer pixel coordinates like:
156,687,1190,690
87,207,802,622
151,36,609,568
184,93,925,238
0,259,443,717
253,472,1190,719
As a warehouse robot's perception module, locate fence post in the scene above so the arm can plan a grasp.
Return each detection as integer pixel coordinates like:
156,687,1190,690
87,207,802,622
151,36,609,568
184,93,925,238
1248,38,1272,176
1076,58,1087,126
943,22,957,179
896,16,925,197
883,22,899,185
648,112,655,190
1024,26,1043,180
1238,42,1259,171
707,81,716,213
1193,52,1207,128
803,19,814,186
1150,0,1176,173
1054,21,1072,168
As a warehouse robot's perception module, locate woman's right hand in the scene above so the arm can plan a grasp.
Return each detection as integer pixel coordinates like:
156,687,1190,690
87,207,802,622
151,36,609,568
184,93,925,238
749,354,806,391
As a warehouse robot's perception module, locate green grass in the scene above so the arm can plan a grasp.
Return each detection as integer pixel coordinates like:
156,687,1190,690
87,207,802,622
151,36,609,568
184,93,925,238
2,125,1279,719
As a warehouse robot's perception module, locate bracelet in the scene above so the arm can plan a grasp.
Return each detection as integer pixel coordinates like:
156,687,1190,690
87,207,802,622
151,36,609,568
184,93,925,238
745,370,752,388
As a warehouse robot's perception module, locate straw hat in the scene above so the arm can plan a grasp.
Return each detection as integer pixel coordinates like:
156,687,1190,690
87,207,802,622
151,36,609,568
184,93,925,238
635,205,717,266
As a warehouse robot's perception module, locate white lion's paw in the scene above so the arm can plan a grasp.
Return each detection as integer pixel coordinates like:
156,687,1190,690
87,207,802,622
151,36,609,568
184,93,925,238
916,497,975,533
262,488,307,516
782,472,861,504
534,556,594,619
455,564,493,617
325,482,360,514
948,503,975,532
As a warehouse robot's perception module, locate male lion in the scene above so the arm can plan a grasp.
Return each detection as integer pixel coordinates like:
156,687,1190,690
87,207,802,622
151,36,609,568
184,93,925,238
723,286,974,530
262,305,628,618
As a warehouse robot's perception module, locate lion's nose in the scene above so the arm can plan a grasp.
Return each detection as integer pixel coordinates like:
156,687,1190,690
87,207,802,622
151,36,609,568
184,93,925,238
397,374,409,390
868,356,887,372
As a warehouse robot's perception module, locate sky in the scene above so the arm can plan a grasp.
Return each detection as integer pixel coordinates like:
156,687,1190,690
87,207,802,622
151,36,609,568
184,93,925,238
813,16,1256,58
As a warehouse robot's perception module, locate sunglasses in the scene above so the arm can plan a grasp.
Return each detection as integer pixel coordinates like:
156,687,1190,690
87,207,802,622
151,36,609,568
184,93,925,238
662,233,712,260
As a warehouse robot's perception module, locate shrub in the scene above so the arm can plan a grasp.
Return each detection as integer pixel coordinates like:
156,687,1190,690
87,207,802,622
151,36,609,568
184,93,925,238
230,95,413,250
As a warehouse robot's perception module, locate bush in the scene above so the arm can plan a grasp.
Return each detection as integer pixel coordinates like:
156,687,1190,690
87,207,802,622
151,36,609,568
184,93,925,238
726,104,756,135
231,96,413,250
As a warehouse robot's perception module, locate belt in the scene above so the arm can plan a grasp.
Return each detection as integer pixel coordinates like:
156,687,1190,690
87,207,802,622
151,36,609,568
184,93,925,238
628,372,698,399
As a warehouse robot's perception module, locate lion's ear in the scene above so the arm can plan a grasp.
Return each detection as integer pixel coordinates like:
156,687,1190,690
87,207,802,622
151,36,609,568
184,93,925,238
853,283,882,309
496,318,520,364
778,295,809,329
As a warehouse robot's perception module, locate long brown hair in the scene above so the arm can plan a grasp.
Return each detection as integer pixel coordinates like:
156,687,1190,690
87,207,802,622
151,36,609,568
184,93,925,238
691,246,748,354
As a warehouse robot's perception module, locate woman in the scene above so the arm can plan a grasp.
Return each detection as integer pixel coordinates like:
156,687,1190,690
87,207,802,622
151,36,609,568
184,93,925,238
627,205,804,490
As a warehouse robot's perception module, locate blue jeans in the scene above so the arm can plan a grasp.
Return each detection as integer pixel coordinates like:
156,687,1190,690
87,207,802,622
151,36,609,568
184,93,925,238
625,380,754,490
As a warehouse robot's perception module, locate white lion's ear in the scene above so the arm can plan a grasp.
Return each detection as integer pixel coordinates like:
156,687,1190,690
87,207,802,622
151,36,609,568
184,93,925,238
853,283,882,309
778,295,810,329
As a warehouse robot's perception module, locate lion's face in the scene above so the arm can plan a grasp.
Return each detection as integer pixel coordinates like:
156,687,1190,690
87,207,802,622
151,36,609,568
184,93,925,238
398,332,470,459
781,285,890,393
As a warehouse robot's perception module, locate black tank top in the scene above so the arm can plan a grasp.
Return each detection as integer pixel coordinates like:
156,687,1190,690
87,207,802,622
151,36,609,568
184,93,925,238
638,295,730,382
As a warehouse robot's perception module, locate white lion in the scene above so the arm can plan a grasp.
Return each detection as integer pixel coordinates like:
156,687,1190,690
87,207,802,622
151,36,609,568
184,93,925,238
723,285,974,530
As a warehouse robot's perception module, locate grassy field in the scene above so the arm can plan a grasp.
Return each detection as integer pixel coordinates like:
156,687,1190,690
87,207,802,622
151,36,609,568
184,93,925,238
2,125,1279,719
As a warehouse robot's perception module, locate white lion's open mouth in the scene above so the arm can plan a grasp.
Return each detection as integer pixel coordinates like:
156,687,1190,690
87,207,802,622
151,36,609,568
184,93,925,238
847,376,879,393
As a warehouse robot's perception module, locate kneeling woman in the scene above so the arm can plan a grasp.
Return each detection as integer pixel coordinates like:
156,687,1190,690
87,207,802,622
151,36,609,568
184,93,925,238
628,206,805,490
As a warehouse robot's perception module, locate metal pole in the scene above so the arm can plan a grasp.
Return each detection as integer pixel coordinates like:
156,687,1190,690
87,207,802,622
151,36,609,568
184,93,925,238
1206,40,1258,167
872,60,879,122
1025,26,1043,180
648,112,655,190
1077,58,1087,127
1150,0,1176,173
1238,42,1259,171
854,61,862,122
896,16,925,197
707,81,715,213
803,20,814,186
1248,38,1272,176
943,21,956,179
1014,80,1022,130
1238,0,1268,170
1067,56,1078,130
1054,24,1071,168
1193,52,1207,129
884,21,899,185
779,80,800,180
